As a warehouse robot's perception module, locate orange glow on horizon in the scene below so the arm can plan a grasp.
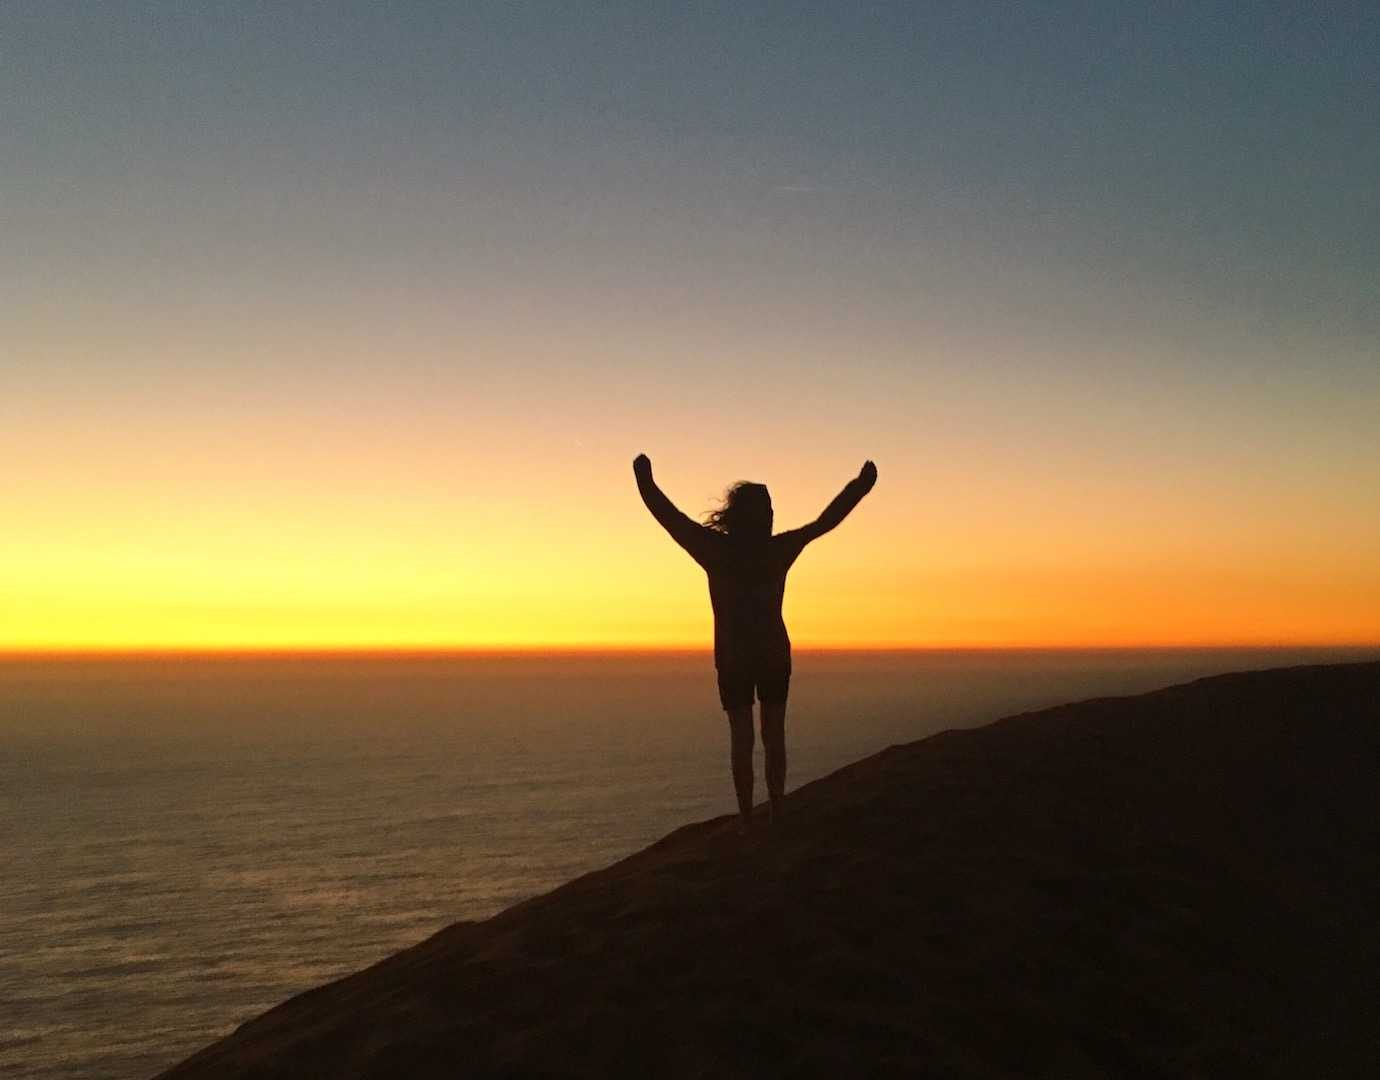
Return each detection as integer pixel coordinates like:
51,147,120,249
7,342,1380,654
12,537,1380,651
9,455,1380,652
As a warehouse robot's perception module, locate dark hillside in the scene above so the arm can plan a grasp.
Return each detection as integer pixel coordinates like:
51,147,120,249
159,662,1380,1078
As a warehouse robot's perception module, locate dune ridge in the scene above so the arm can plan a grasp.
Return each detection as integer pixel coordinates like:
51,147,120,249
158,662,1380,1078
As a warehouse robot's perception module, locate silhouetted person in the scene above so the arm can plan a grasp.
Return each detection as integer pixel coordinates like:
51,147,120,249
633,454,877,829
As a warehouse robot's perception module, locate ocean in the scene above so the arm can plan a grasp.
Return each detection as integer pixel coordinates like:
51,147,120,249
3,647,1375,1079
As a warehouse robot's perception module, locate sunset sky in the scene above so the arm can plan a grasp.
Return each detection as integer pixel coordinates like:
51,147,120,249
5,3,1379,650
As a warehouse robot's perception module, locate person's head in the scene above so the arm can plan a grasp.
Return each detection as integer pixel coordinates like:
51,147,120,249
706,481,773,539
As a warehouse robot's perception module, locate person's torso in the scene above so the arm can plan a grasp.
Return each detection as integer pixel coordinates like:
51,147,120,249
703,536,799,668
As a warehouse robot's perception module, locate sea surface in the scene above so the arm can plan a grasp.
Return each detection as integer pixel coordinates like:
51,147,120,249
3,647,1376,1079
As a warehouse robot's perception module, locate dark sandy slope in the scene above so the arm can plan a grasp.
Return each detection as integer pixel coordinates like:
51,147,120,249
159,662,1379,1078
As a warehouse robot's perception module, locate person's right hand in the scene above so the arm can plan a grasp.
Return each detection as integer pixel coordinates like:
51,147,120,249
633,453,653,480
857,460,878,490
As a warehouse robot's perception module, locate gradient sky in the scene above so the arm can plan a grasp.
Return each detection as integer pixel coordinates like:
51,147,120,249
4,2,1379,649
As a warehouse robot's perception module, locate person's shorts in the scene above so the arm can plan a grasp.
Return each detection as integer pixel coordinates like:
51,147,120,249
717,666,791,711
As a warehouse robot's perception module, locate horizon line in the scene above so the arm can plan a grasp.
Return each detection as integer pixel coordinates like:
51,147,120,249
4,641,1380,661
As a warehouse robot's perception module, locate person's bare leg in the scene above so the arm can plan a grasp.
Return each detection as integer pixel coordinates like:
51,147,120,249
761,701,787,822
726,706,755,824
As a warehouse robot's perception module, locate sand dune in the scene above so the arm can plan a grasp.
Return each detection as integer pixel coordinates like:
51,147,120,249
158,662,1379,1078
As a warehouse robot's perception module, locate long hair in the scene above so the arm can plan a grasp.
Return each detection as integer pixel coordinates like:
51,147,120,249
705,481,773,540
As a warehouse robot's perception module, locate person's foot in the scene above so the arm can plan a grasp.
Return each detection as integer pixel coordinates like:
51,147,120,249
768,799,784,826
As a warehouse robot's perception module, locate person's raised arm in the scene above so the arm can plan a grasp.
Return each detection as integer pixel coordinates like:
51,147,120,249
789,460,877,548
633,454,714,564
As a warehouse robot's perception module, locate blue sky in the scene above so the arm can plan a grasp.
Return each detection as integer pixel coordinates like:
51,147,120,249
4,2,1378,647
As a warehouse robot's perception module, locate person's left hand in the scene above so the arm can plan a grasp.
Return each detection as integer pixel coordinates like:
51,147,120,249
633,453,653,480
